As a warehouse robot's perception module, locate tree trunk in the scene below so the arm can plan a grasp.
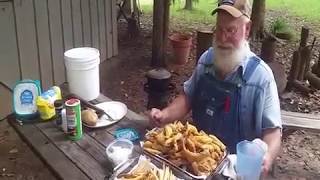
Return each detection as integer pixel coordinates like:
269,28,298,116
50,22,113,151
152,0,164,67
163,0,170,58
250,0,266,40
123,0,139,14
184,0,193,10
152,0,170,67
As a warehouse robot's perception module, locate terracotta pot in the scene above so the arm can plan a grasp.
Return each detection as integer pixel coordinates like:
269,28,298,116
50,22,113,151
169,33,192,65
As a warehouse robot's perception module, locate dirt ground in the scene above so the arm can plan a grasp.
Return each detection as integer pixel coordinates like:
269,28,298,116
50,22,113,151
0,9,320,180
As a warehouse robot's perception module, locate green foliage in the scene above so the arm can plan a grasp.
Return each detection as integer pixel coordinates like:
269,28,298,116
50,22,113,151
267,0,320,22
270,18,288,35
139,0,319,33
269,18,294,40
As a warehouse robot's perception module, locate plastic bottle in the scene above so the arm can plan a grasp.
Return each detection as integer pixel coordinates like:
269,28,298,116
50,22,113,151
37,86,62,121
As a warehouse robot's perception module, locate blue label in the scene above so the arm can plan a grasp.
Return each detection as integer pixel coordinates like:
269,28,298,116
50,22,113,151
114,128,140,141
20,90,34,105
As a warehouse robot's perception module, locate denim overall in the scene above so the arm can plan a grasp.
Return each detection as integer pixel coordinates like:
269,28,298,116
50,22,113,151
192,48,259,153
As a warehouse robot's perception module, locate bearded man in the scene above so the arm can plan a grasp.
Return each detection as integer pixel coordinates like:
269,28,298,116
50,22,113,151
149,0,282,176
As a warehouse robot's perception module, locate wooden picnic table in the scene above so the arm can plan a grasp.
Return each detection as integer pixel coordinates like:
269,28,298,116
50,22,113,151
7,84,227,180
7,83,319,180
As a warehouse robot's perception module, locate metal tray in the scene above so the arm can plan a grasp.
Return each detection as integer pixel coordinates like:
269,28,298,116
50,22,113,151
110,155,184,180
142,148,229,180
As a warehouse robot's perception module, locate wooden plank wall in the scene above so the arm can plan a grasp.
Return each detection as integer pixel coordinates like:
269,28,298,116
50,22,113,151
0,0,118,90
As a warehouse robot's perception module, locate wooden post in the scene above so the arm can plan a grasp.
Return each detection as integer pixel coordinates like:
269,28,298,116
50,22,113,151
287,50,301,90
300,27,309,48
306,72,320,89
152,0,164,67
302,46,312,79
196,30,213,63
298,49,306,81
260,37,277,63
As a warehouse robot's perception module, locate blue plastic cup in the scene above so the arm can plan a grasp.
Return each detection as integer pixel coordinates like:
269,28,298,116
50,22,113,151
236,140,265,180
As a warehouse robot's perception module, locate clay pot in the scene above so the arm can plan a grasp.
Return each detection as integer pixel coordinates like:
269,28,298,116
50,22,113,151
169,33,192,65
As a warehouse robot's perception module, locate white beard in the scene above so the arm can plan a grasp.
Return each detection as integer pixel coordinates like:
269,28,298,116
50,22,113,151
213,40,250,76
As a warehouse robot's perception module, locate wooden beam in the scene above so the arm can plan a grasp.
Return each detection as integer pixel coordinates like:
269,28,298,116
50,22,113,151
281,110,320,132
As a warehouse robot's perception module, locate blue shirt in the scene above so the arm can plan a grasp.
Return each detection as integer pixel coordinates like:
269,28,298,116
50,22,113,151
184,49,282,139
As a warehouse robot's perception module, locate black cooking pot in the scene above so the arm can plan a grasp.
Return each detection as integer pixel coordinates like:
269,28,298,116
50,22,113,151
145,68,172,92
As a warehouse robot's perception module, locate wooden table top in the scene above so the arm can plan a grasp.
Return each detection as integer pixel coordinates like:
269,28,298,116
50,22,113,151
8,93,150,180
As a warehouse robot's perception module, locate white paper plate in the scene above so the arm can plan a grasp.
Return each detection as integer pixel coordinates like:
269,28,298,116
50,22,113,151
83,101,127,128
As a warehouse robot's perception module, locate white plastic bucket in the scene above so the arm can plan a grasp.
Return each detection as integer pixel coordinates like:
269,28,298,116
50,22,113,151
64,47,100,101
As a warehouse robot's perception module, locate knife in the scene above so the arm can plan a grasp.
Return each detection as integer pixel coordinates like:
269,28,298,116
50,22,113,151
66,93,116,121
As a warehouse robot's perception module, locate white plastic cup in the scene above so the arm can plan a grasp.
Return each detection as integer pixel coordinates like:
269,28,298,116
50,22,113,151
236,140,265,180
64,47,100,101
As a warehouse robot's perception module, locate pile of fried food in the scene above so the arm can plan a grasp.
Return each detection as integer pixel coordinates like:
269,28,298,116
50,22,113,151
119,158,176,180
143,121,226,176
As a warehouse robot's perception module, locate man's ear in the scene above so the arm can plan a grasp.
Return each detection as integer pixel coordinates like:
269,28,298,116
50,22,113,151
245,21,252,39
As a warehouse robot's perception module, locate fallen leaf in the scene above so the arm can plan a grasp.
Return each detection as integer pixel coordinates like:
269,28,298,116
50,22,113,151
9,148,18,154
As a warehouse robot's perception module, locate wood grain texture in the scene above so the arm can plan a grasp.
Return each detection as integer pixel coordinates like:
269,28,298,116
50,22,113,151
97,0,106,61
34,0,53,89
35,121,110,180
0,2,20,88
89,0,99,50
104,0,113,59
14,0,40,80
81,0,91,47
71,0,83,47
61,0,74,51
7,116,89,180
48,0,66,85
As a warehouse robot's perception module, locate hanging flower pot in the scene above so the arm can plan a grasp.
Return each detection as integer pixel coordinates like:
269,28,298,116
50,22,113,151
169,33,192,65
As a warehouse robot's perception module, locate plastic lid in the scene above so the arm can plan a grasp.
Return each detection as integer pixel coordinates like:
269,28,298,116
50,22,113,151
64,47,100,62
65,98,80,106
146,68,171,80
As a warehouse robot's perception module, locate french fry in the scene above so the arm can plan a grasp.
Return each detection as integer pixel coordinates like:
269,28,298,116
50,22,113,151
143,121,226,176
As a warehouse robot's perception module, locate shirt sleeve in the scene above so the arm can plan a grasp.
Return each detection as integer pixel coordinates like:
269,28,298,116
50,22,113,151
183,50,209,103
262,79,282,129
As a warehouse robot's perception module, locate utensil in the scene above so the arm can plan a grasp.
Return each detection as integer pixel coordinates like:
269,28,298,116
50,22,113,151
66,93,116,121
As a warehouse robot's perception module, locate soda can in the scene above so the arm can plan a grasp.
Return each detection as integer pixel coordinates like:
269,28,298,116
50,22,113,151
65,98,82,141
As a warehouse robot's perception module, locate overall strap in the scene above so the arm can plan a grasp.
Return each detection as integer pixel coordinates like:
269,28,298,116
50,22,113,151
205,47,214,64
243,57,260,82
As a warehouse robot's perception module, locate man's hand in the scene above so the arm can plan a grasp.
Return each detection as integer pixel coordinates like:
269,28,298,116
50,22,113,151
148,94,191,127
149,108,169,127
261,152,272,177
262,128,281,178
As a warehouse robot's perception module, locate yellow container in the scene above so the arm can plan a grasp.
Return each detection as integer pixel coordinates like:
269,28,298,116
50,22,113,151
36,86,62,120
37,96,56,120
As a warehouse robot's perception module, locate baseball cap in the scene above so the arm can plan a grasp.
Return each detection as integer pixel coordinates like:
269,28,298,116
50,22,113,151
211,0,252,18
